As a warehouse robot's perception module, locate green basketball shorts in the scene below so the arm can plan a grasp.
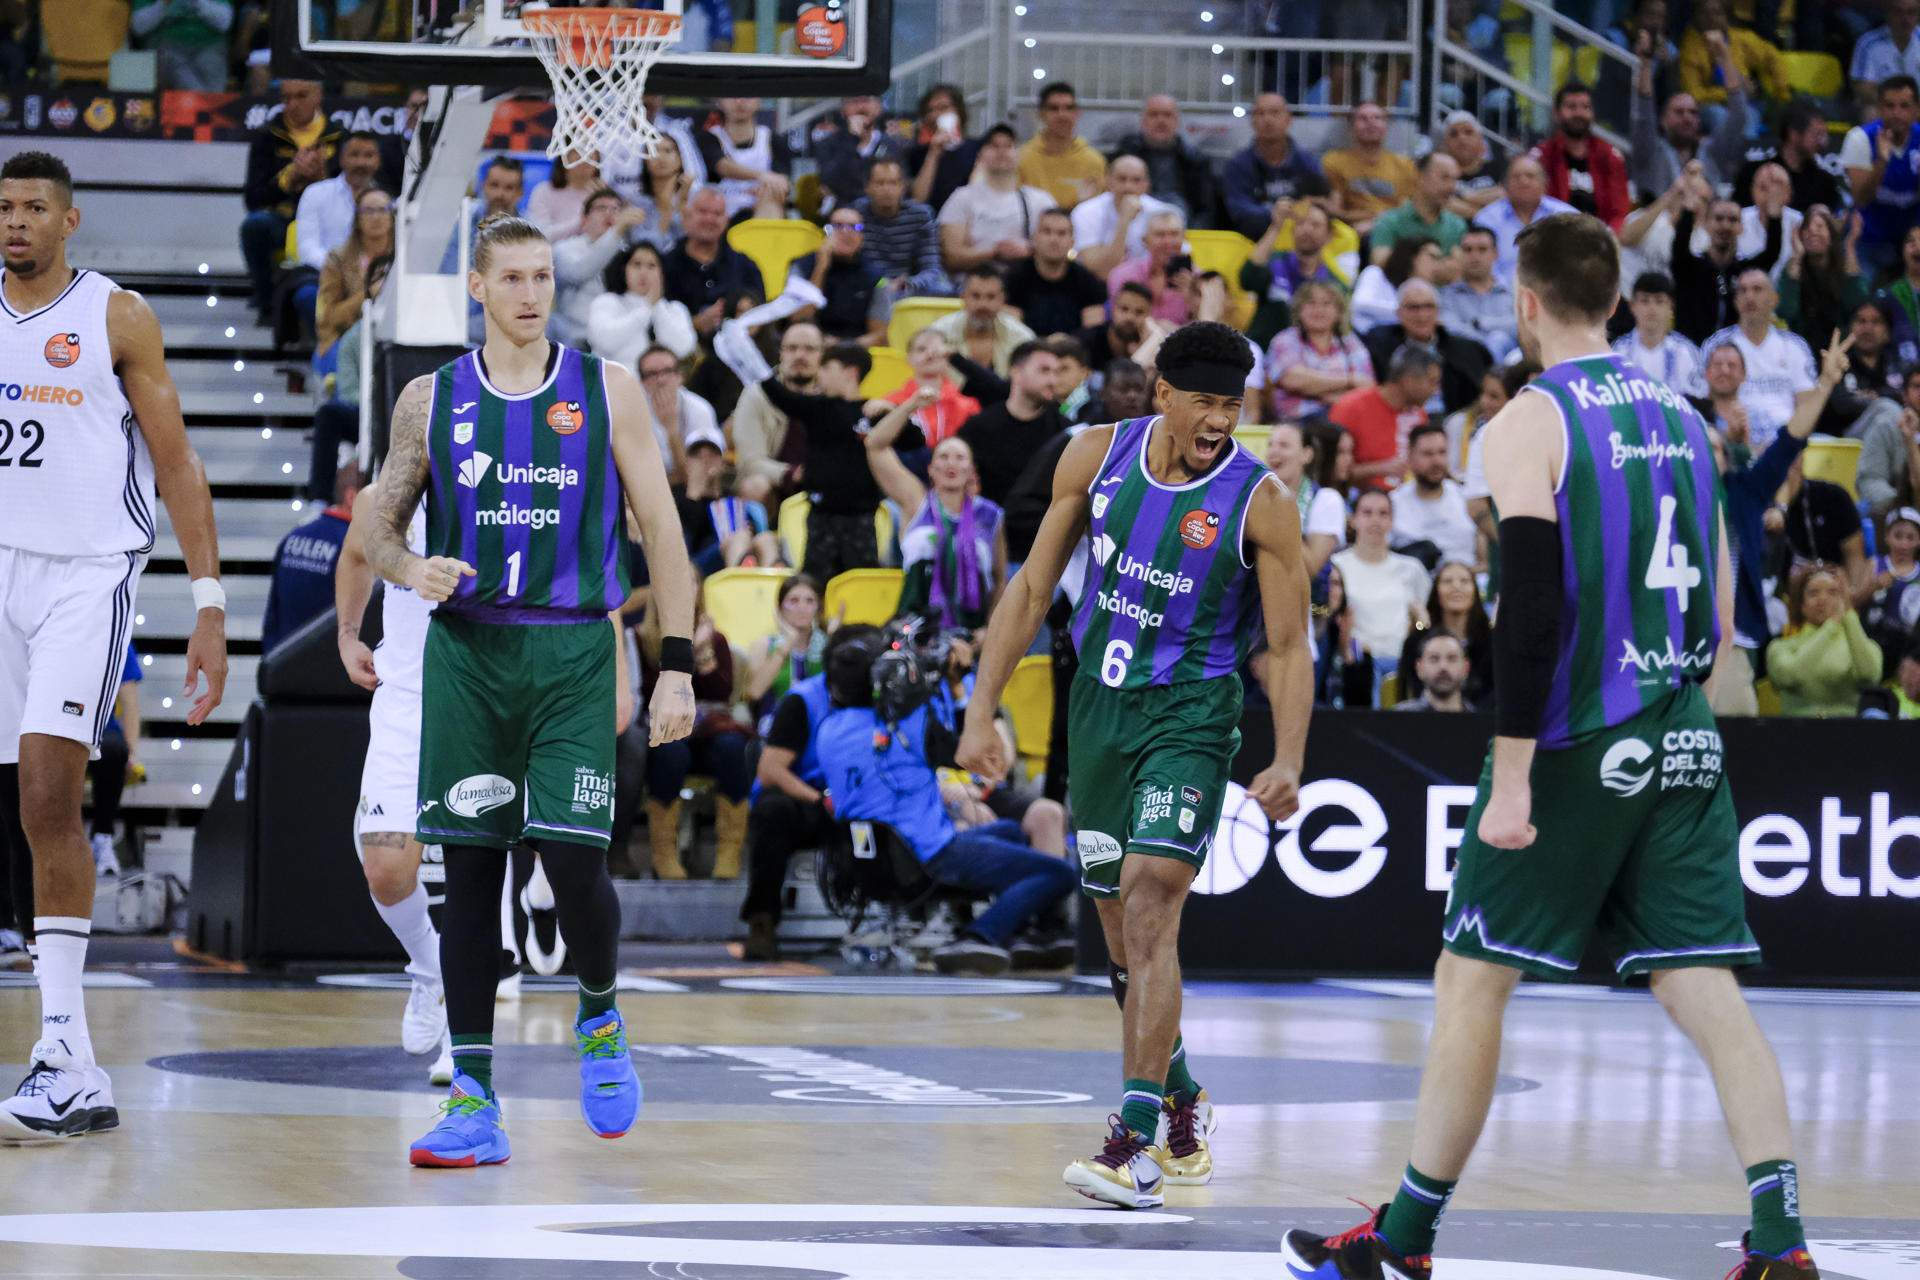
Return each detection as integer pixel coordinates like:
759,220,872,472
1066,671,1243,899
416,613,618,851
1442,682,1760,981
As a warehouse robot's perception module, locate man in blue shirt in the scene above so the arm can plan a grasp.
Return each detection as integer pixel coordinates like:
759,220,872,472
261,470,361,654
1222,93,1329,239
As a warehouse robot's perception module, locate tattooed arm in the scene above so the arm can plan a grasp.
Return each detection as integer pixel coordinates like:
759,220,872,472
366,375,474,601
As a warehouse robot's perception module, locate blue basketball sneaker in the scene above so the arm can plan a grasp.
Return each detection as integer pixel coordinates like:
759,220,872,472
575,1010,641,1139
408,1075,510,1168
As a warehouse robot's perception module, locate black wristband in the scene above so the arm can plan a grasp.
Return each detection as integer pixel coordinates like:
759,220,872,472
660,636,694,675
1493,516,1564,740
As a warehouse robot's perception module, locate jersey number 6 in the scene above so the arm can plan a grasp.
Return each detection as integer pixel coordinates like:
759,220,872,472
1100,638,1133,688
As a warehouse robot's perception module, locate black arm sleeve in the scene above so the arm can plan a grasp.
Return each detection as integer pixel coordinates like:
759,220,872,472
1492,516,1564,740
948,353,1010,406
923,717,959,769
765,693,813,754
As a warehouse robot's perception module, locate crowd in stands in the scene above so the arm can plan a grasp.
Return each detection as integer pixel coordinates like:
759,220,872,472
224,2,1920,964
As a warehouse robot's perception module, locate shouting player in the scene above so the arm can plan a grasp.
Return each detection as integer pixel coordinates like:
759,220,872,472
0,151,226,1141
364,213,695,1168
1282,214,1818,1278
958,320,1314,1207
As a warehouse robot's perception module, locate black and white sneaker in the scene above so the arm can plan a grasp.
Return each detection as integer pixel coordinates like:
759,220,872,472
932,936,1012,976
1009,932,1077,971
0,1040,118,1143
519,860,567,978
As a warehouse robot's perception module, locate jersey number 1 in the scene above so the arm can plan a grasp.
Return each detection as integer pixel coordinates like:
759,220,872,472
505,550,521,598
1645,494,1701,608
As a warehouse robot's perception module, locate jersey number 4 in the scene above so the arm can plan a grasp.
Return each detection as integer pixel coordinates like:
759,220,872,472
1645,494,1701,608
0,419,46,468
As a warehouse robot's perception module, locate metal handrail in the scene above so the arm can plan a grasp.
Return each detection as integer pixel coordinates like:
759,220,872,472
1436,40,1631,155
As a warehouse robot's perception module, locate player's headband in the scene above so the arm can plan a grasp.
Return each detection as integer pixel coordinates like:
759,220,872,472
1160,362,1246,398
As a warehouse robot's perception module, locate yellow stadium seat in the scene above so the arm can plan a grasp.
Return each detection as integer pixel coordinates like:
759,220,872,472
875,503,897,566
1782,51,1842,99
1502,35,1570,89
824,568,904,627
1232,425,1271,457
1272,217,1360,285
282,221,301,269
1754,677,1783,717
1574,45,1602,86
1000,653,1054,774
1186,230,1255,283
778,492,810,568
1379,673,1402,708
726,218,825,298
860,345,911,399
1803,436,1861,499
888,297,963,351
702,567,791,655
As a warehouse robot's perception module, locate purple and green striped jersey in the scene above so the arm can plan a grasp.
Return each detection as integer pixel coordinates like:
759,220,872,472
1069,415,1272,689
1526,354,1723,749
424,344,629,621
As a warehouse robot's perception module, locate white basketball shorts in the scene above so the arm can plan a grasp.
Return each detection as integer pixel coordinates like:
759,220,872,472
0,546,143,763
355,677,421,838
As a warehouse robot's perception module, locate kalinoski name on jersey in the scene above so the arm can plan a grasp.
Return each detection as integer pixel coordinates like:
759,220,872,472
1565,367,1691,415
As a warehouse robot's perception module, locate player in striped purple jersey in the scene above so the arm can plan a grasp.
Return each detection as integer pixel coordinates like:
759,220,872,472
957,321,1315,1208
1283,214,1816,1279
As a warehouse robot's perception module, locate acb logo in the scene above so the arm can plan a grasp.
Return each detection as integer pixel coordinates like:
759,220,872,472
43,332,80,368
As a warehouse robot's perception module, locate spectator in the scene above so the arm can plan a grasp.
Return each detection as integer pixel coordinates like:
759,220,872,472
1331,489,1431,687
306,254,388,501
1077,281,1163,372
1106,209,1192,325
624,134,694,251
1438,226,1517,363
526,157,603,242
1097,357,1152,421
937,123,1056,274
88,641,142,877
1630,36,1753,199
1264,421,1348,576
1266,279,1374,423
1332,345,1440,489
856,157,949,297
1826,298,1904,433
759,344,926,582
885,328,980,445
732,321,824,504
1391,423,1480,569
1844,76,1920,281
551,189,647,348
1599,0,1679,130
1699,341,1754,437
1365,278,1493,418
864,393,1007,631
1437,110,1508,218
1019,81,1106,212
1898,634,1920,718
1703,269,1818,449
1399,560,1492,705
1734,161,1802,282
1854,370,1920,518
1672,195,1786,343
1391,631,1475,712
605,95,709,200
1047,335,1098,423
1677,0,1789,120
929,266,1039,376
1533,81,1632,230
439,155,524,281
699,96,792,220
1223,93,1330,239
1070,154,1176,280
1350,236,1444,335
1242,199,1355,348
787,207,888,346
1310,564,1374,708
1371,152,1469,271
1851,0,1920,111
1323,102,1417,235
744,574,829,723
670,418,779,574
814,634,1075,975
313,185,392,356
295,129,384,274
663,185,764,337
1472,154,1577,287
638,343,726,486
809,95,905,212
638,584,754,878
261,468,360,654
908,83,983,216
588,241,699,370
1108,93,1216,227
1781,208,1869,355
130,0,232,91
957,341,1065,505
1735,100,1847,215
1778,459,1875,604
1612,270,1708,397
1869,506,1920,663
1767,565,1884,717
1005,208,1107,337
1442,366,1512,486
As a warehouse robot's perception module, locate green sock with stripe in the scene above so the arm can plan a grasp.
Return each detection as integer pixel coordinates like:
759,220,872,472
578,979,618,1025
1120,1078,1163,1142
1164,1036,1202,1105
1378,1164,1456,1257
451,1034,493,1097
1746,1160,1805,1257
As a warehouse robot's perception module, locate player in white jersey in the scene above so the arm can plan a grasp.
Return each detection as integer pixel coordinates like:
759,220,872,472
337,482,453,1085
1612,270,1707,399
1701,269,1818,451
0,151,226,1141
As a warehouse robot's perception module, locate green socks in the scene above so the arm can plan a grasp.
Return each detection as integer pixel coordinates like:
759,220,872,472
451,1034,494,1097
1165,1036,1202,1105
578,979,617,1024
1120,1078,1163,1141
1746,1160,1805,1256
1378,1164,1456,1257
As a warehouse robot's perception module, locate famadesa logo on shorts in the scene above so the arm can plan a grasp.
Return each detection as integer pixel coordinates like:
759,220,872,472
1599,738,1654,796
446,773,517,818
1076,830,1122,868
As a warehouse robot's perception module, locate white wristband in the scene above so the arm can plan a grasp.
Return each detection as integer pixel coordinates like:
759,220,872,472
190,577,226,612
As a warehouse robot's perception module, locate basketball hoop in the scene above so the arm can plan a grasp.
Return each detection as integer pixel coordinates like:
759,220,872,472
521,6,682,170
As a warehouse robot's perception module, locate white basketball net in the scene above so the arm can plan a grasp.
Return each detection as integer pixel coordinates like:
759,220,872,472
521,7,681,171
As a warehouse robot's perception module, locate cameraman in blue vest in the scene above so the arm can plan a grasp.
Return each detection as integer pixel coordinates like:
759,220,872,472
814,627,1075,975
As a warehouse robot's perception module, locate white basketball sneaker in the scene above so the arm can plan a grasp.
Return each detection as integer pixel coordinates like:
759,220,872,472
401,976,446,1056
520,862,567,978
428,1036,454,1087
1062,1116,1165,1209
91,834,120,879
0,1040,117,1142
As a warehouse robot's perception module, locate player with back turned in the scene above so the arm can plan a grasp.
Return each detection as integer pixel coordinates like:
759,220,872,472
363,213,695,1168
957,320,1315,1208
1282,214,1818,1279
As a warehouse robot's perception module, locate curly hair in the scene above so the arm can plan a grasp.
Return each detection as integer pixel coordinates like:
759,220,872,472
1156,320,1254,384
